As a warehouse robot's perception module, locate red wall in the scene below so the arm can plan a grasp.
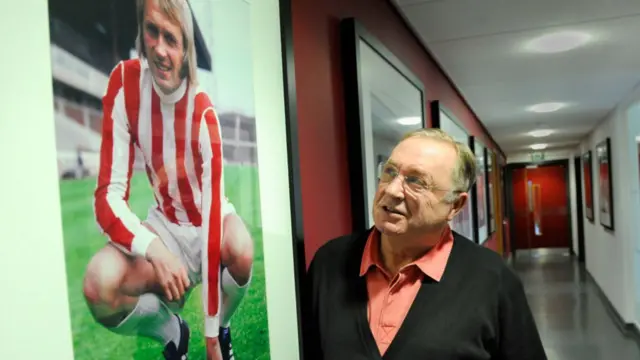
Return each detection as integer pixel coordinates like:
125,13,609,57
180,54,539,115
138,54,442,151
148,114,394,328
292,0,501,264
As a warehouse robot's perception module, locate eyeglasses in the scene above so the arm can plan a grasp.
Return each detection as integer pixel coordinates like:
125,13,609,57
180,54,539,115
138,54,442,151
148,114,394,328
379,164,452,194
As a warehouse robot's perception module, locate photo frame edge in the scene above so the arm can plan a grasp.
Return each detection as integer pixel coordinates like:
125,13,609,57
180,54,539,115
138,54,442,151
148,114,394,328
339,16,427,232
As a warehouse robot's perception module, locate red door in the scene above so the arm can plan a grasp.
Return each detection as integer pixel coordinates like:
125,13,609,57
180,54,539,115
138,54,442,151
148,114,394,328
511,164,571,250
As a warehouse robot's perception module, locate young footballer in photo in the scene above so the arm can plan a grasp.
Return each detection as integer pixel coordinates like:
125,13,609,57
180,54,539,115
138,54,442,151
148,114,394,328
82,0,254,358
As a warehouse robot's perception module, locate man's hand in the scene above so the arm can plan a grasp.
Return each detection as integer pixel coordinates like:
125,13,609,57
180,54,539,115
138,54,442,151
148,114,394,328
146,238,190,302
206,337,223,360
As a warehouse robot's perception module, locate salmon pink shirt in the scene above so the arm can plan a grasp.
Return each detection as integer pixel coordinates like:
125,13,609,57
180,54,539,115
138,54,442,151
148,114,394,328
359,226,454,356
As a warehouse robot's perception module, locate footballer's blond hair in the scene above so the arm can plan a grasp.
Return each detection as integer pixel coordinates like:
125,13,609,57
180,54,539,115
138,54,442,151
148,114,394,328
401,128,477,203
135,0,198,87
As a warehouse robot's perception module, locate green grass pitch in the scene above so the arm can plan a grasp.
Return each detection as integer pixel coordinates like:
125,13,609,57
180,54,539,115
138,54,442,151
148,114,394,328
58,165,270,360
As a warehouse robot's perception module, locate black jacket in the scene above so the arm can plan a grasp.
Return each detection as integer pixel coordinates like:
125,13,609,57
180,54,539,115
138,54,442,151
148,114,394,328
301,229,547,360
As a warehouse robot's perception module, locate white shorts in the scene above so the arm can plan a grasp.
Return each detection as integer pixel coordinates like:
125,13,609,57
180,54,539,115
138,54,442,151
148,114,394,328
142,200,237,288
144,207,203,286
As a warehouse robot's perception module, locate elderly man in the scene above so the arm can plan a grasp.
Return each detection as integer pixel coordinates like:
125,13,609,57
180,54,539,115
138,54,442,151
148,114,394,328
302,128,546,359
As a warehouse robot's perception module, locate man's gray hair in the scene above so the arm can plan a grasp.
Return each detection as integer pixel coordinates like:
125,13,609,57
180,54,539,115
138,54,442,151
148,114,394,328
401,128,477,203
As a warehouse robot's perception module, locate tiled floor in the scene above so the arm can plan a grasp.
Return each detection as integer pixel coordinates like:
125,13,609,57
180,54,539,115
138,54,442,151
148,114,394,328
511,249,640,360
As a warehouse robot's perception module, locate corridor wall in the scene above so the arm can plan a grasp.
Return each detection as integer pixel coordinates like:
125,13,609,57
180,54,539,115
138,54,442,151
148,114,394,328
0,0,302,359
577,83,640,330
290,0,505,265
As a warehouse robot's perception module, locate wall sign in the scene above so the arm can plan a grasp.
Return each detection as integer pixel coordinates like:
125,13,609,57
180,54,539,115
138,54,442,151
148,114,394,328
530,151,545,162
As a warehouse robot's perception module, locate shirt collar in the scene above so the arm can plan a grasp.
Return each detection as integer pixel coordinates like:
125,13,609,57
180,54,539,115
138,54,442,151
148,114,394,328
141,58,188,104
359,225,454,282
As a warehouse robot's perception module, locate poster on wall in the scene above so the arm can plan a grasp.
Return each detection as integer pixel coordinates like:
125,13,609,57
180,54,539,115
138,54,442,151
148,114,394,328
475,141,488,243
637,139,640,190
486,148,495,234
637,141,640,185
582,150,594,222
596,138,614,231
48,0,270,359
434,106,475,242
341,18,427,230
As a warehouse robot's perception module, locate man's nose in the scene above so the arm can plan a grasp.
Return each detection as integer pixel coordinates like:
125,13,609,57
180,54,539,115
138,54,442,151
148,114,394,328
155,38,168,58
384,176,404,198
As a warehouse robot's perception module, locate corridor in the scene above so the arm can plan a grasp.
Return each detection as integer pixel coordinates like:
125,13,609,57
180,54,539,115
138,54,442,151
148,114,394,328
513,249,640,359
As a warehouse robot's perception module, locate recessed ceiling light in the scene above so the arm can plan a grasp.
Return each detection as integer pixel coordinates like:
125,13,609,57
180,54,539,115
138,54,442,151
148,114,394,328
527,102,565,113
525,30,592,53
531,144,548,150
529,129,553,137
397,116,421,126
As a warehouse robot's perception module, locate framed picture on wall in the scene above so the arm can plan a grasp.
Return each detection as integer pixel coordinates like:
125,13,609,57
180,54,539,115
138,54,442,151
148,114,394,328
583,150,595,222
637,140,640,188
473,138,489,244
47,1,275,358
486,147,496,235
340,17,427,231
596,138,615,230
430,101,476,242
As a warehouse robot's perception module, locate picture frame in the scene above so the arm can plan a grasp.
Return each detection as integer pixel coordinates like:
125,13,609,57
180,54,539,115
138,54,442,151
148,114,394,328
637,140,640,190
429,100,476,242
486,147,496,235
47,1,281,358
582,150,595,222
340,17,427,231
472,137,488,244
596,138,614,231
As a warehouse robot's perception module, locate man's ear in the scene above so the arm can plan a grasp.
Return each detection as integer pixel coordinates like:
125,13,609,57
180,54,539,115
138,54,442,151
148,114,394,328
447,192,468,221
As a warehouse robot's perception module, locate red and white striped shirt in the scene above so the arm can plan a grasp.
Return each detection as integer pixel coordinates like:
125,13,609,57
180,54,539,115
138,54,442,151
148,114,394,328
94,58,226,337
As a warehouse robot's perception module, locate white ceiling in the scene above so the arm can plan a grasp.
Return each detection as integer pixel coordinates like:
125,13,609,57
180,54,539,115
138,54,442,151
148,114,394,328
392,0,640,154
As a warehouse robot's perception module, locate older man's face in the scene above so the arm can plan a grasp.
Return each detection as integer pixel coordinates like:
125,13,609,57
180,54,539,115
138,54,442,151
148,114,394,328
373,136,459,237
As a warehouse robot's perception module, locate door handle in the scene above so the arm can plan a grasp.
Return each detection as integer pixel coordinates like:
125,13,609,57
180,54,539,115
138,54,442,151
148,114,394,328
527,180,533,212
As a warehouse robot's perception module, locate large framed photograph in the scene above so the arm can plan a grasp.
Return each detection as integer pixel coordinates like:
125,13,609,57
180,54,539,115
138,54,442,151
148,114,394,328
340,17,427,230
430,101,475,242
472,137,488,244
596,138,614,230
48,0,272,358
583,150,595,222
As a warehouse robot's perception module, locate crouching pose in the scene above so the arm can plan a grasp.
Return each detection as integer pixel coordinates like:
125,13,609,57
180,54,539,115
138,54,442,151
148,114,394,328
82,0,253,359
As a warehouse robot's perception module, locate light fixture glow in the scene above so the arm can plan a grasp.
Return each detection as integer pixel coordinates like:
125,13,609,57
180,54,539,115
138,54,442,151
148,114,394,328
636,135,640,143
529,129,553,137
397,116,421,126
530,143,548,150
525,30,592,53
527,102,565,113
